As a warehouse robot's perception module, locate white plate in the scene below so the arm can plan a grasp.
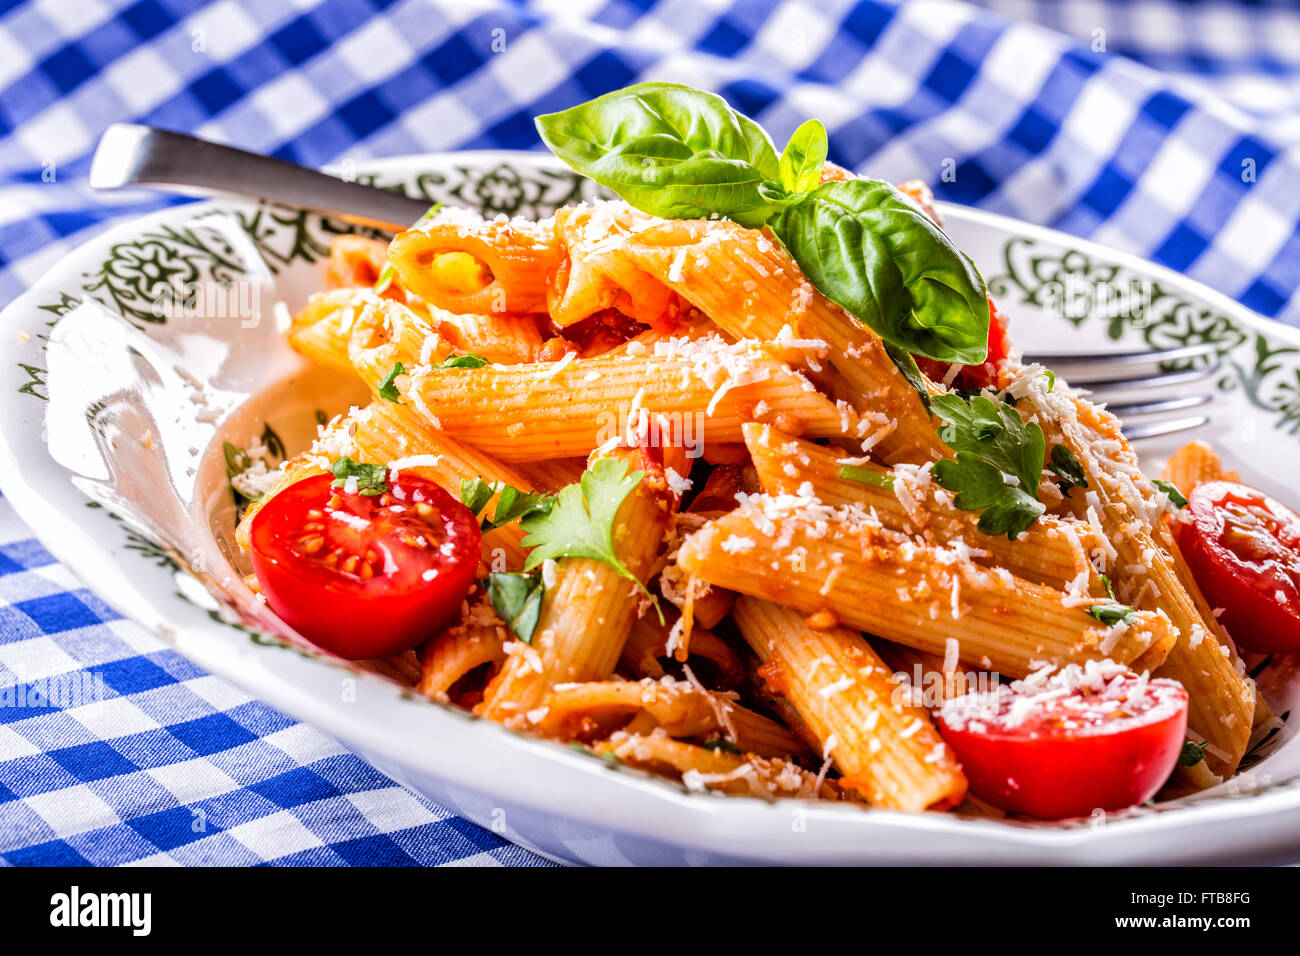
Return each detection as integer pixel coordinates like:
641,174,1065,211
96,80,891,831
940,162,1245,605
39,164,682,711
2,151,1298,865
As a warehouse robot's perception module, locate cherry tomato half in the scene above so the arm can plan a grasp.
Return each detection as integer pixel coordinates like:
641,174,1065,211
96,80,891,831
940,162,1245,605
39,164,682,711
937,667,1188,819
1172,480,1300,654
916,295,1010,391
249,473,481,659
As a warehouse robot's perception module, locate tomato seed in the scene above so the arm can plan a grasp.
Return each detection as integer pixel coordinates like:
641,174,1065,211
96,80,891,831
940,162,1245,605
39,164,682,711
298,535,325,555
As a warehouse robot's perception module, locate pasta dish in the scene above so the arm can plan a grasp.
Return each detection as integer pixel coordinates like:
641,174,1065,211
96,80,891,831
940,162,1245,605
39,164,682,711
224,84,1297,821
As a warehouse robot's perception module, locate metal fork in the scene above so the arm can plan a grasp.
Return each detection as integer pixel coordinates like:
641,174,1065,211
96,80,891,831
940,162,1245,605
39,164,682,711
91,124,1222,442
1023,343,1220,441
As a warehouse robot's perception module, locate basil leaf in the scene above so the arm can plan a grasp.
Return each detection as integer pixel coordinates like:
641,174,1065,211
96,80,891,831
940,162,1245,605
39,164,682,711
770,180,990,364
535,82,787,228
778,118,827,194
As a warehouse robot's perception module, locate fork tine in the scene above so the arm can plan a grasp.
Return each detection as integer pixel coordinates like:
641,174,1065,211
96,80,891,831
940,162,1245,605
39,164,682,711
1107,394,1212,418
1023,342,1220,381
1120,415,1211,441
1072,363,1220,391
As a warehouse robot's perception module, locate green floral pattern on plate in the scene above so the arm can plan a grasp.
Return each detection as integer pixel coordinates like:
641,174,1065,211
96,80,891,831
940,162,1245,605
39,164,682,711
20,161,603,399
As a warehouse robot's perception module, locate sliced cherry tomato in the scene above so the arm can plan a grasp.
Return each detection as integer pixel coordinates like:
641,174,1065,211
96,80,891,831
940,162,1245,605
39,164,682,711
937,665,1188,819
249,472,481,659
1172,480,1300,653
916,295,1010,391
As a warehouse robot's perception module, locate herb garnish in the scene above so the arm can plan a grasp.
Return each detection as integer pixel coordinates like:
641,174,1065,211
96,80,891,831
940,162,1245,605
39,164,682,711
460,477,553,532
535,83,989,365
838,464,895,490
487,571,545,644
1178,739,1207,767
1047,443,1088,495
438,353,489,369
1153,479,1188,509
1087,602,1138,627
520,457,661,617
929,393,1047,539
377,362,404,403
329,457,389,496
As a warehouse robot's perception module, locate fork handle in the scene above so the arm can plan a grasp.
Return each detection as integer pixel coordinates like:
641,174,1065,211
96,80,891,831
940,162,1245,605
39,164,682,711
89,123,431,232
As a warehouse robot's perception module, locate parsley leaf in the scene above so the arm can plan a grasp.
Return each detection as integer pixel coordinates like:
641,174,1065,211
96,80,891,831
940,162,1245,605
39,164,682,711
377,362,404,403
460,477,553,532
931,393,1045,494
1177,740,1206,767
933,452,1045,539
1100,573,1116,601
1087,602,1137,627
520,457,659,614
330,457,389,496
929,392,1048,539
486,571,545,644
1154,479,1188,509
439,353,489,369
1048,443,1088,494
838,464,895,490
1044,369,1056,393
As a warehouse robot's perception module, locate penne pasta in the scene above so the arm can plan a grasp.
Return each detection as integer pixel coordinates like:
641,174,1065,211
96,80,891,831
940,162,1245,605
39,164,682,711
1008,370,1255,779
1161,440,1239,490
417,597,510,702
675,493,1177,679
596,733,843,800
388,210,558,315
535,676,805,759
383,335,856,463
235,88,1282,823
743,422,1099,591
617,217,945,463
477,446,672,721
733,597,967,811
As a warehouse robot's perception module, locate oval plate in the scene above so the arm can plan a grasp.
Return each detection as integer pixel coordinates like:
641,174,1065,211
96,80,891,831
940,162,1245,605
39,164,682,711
1,152,1298,866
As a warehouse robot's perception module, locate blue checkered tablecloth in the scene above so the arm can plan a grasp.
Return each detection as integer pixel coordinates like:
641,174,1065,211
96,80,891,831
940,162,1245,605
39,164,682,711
4,0,1300,866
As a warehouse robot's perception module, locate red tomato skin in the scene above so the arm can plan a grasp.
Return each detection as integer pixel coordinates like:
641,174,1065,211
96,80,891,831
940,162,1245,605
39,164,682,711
1173,481,1300,654
916,296,1009,390
939,703,1187,819
249,474,481,660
